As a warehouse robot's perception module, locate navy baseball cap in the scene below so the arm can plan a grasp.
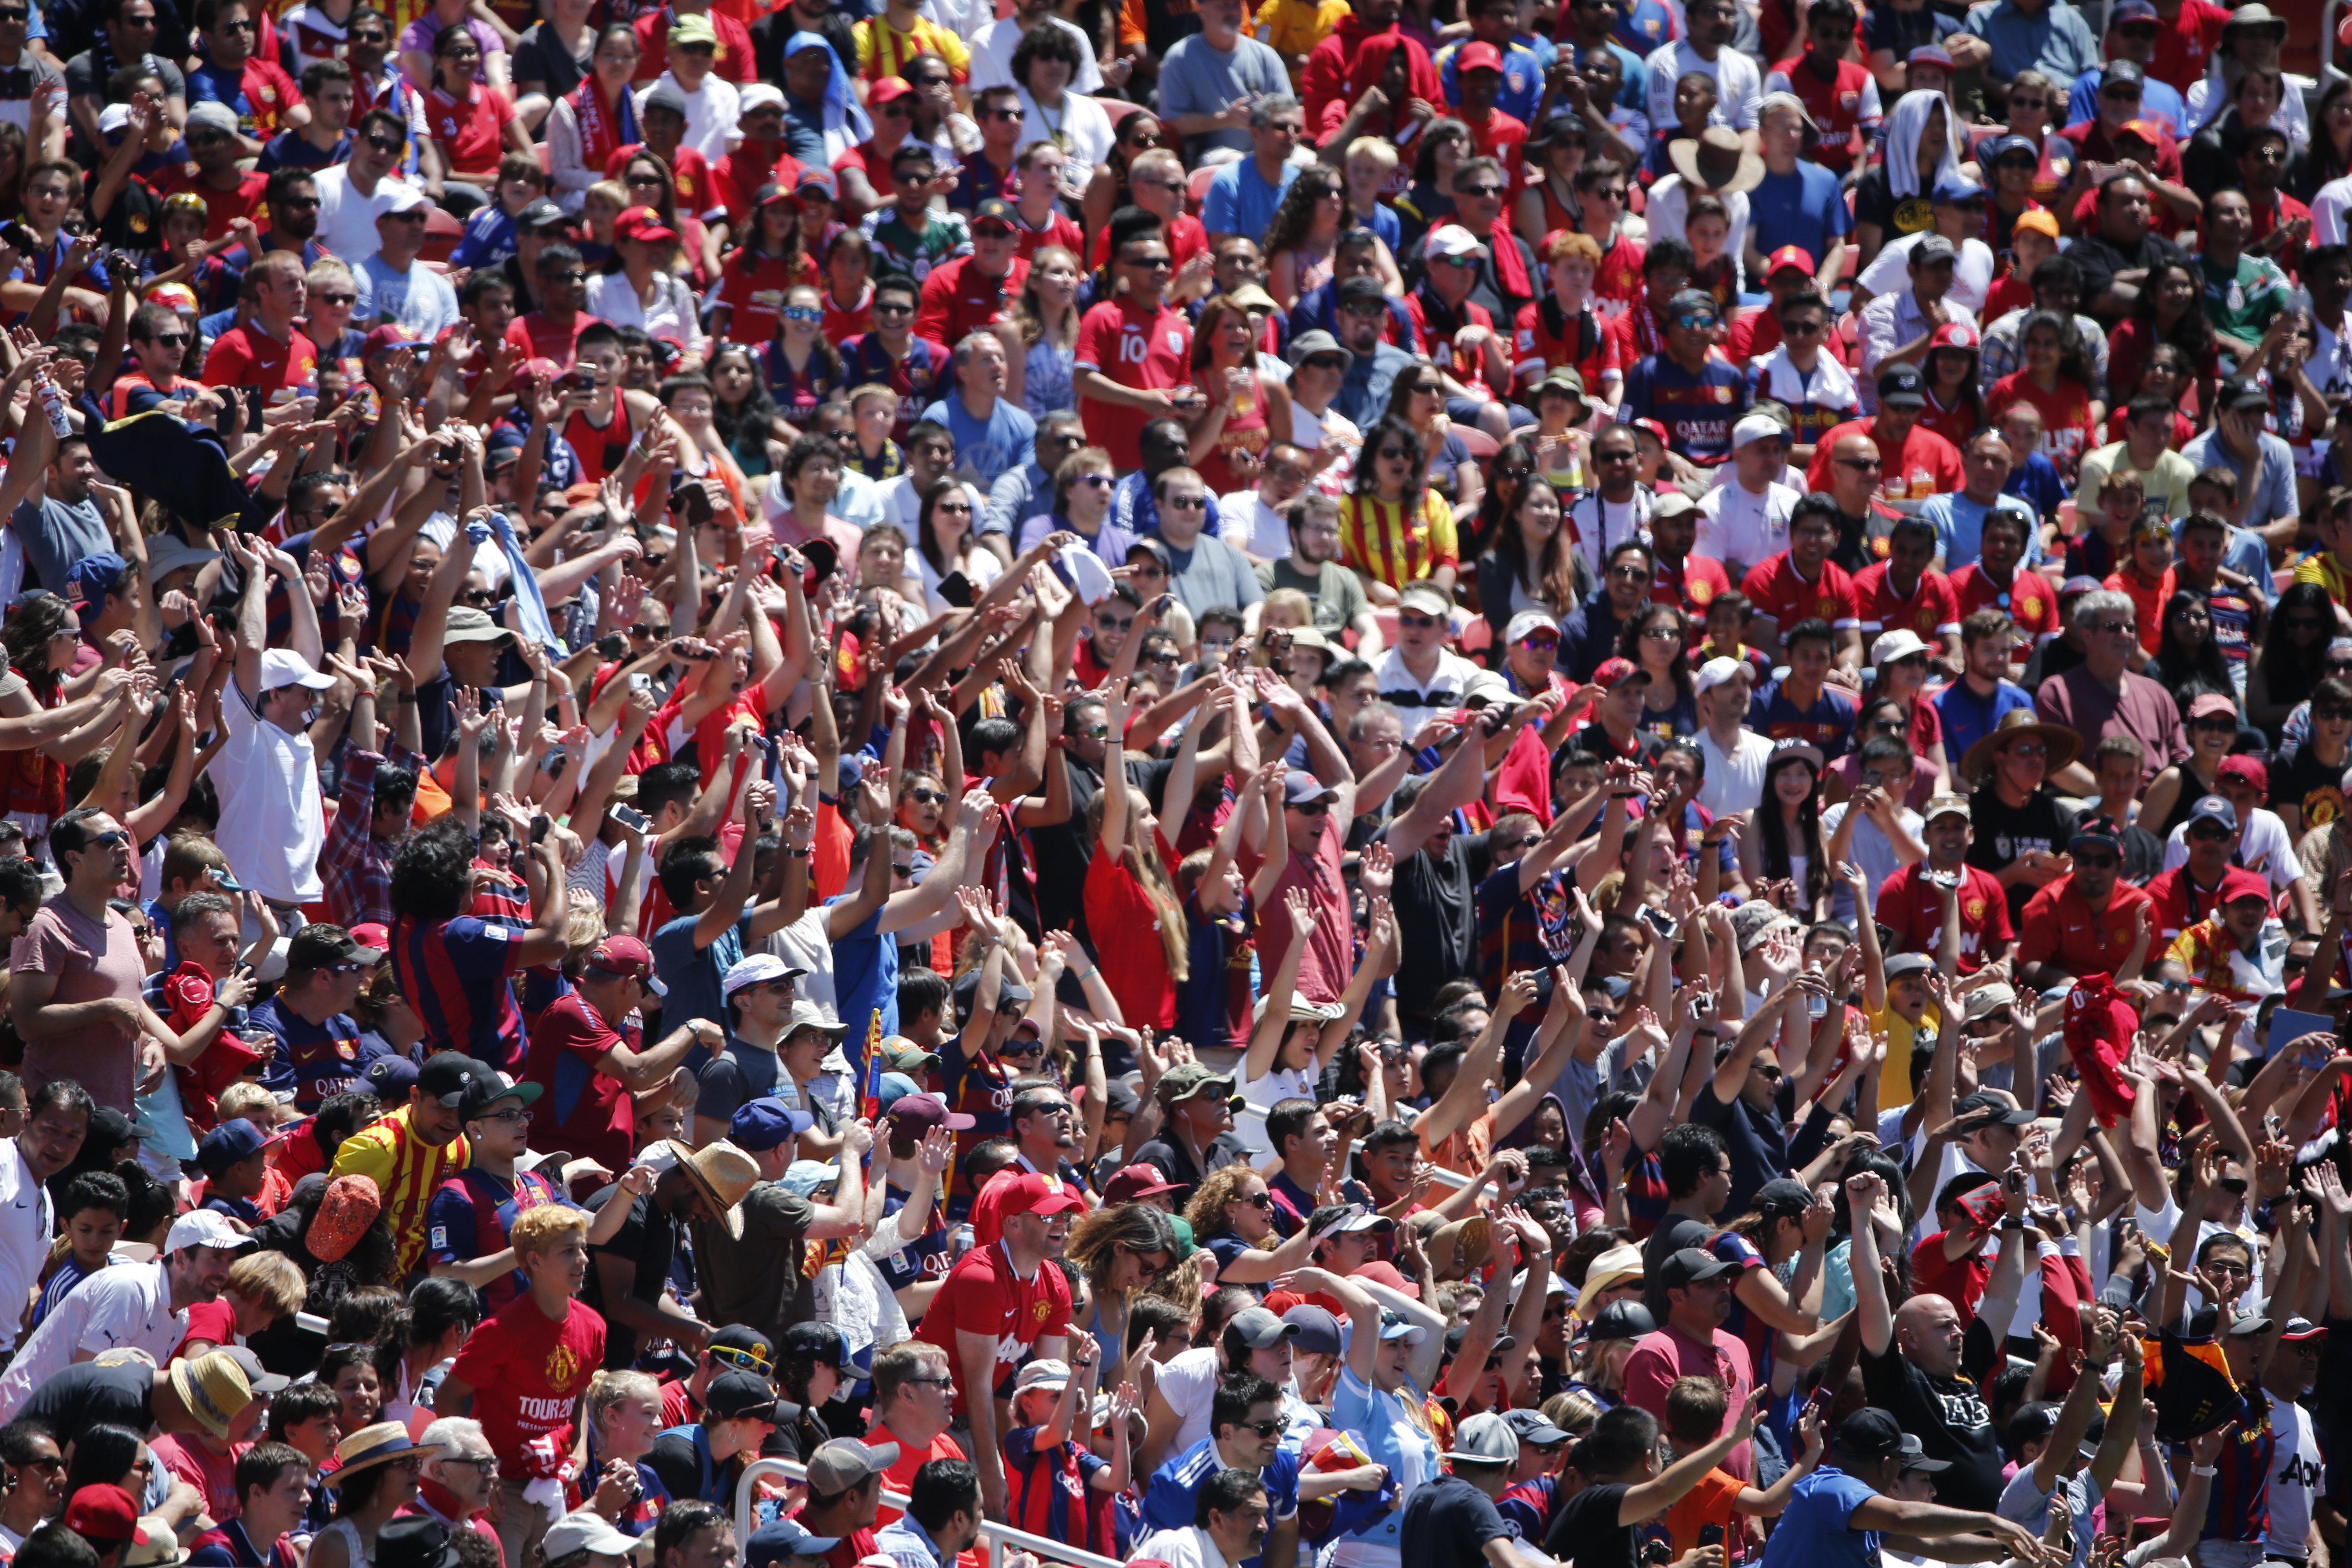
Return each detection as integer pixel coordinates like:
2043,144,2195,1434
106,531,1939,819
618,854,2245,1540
1983,133,2041,167
64,552,131,611
730,1097,815,1152
365,1055,419,1101
196,1117,267,1175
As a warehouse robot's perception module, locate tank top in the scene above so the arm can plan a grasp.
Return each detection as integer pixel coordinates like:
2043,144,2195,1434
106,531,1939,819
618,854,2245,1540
1194,370,1271,495
318,1518,372,1568
562,398,635,484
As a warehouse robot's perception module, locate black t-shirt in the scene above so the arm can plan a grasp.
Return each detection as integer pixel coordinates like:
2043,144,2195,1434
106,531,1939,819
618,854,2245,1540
1858,1342,2004,1511
1381,829,1493,1021
2066,230,2189,323
16,1362,154,1446
1965,786,2080,923
2271,741,2349,830
1543,1480,1636,1568
1641,1214,1714,1320
510,20,591,98
647,1429,734,1505
583,1184,678,1369
1028,753,1107,941
1853,164,1933,242
1403,1474,1514,1568
1691,1077,1793,1220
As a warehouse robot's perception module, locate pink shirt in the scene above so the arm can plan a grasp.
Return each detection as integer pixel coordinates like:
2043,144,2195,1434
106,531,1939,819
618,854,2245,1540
12,897,147,1112
1246,813,1350,1006
1622,1322,1758,1480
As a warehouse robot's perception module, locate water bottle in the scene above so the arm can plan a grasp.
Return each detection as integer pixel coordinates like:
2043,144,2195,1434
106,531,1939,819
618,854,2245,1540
34,371,69,440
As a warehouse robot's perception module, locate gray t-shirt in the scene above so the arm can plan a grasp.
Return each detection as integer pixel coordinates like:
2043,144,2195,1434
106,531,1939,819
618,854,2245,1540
0,53,64,132
11,494,113,597
64,49,183,104
2180,426,2298,536
1257,556,1368,637
1162,531,1264,617
1154,33,1289,159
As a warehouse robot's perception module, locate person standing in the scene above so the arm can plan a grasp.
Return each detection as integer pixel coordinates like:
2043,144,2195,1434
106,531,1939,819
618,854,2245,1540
1075,232,1195,473
438,1205,607,1568
0,1080,89,1370
330,1053,494,1279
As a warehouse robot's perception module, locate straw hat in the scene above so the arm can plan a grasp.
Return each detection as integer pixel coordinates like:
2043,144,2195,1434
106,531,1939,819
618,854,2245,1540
1668,126,1765,196
1958,708,2081,789
167,1350,253,1441
665,1140,760,1217
325,1422,444,1485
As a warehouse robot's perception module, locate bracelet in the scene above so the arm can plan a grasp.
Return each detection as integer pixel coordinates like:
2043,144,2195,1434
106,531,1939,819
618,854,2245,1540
787,846,812,858
1074,965,1098,980
2190,1465,2219,1478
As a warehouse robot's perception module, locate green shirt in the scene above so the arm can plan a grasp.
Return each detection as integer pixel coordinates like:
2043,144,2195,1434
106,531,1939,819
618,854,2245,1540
1256,555,1369,637
862,206,972,290
2197,250,2290,348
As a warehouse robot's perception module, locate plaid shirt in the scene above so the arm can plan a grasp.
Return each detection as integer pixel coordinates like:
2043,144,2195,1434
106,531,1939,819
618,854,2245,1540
317,748,402,929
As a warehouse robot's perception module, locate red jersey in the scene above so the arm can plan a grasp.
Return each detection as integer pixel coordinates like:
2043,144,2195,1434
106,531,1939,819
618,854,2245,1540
714,249,820,344
216,57,300,134
2149,0,2228,92
1851,560,1961,641
1982,270,2034,321
1952,563,2062,644
1015,208,1088,265
1740,550,1860,633
1874,862,2013,972
2249,190,2312,274
504,310,590,370
1514,296,1621,388
1087,210,1209,272
424,82,518,174
921,1240,1074,1416
1652,551,1734,615
145,168,269,242
1461,108,1530,195
1403,291,1502,398
200,322,318,402
1591,229,1647,317
915,253,1030,348
562,397,639,485
822,284,874,344
630,6,754,81
710,142,805,225
2016,877,2157,980
1765,53,1875,171
519,990,637,1176
1986,372,2095,473
444,1294,605,1475
1074,294,1193,472
1725,306,1781,366
1803,417,1963,502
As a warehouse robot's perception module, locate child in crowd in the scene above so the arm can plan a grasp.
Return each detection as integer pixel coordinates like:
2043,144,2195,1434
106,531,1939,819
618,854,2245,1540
28,1170,128,1333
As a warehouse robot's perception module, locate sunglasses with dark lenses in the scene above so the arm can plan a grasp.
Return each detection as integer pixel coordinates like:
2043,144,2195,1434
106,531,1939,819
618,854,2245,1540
710,1345,774,1376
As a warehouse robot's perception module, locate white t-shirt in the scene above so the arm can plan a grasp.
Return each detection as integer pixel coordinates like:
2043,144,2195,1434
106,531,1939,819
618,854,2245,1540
1695,479,1799,575
314,165,421,264
1218,490,1292,562
1563,489,1652,581
1641,177,1750,294
0,1260,184,1421
638,71,740,163
760,906,839,1020
213,677,327,906
2158,808,2301,894
585,270,709,357
1153,1346,1224,1455
2268,1390,2321,1557
0,1142,50,1355
1696,727,1773,818
1236,1059,1319,1152
1857,232,1997,317
964,15,1102,95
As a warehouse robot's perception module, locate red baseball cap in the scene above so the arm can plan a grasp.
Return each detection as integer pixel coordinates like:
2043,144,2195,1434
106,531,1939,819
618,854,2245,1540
614,205,679,245
869,74,914,103
1457,40,1504,72
585,934,661,989
2216,867,2273,906
1102,1164,1183,1203
64,1487,145,1545
2217,753,2269,792
1592,656,1651,690
999,1172,1085,1219
362,323,419,358
1764,244,1814,276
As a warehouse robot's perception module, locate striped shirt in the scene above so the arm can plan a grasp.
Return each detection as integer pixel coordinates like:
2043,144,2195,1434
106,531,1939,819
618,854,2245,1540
390,914,525,1071
851,15,971,82
331,1106,473,1280
1004,1426,1116,1560
1337,488,1459,593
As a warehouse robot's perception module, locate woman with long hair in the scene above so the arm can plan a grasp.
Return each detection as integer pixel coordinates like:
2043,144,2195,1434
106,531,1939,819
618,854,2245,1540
895,764,959,853
1010,24,1112,195
772,1325,849,1464
2291,74,2352,200
711,188,815,347
62,1424,151,1500
546,23,639,209
587,162,706,366
1343,413,1463,597
2250,581,2336,740
418,26,531,217
1264,165,1348,313
0,592,116,859
2140,668,2245,835
1186,293,1294,495
1083,110,1165,240
1065,1202,1184,1366
1395,118,1473,246
2108,262,2218,421
1000,243,1081,417
1084,679,1188,1031
2146,588,2238,720
309,1426,438,1568
370,1276,479,1425
1864,632,1952,792
756,283,841,431
1179,1165,1330,1289
580,1369,667,1533
321,1340,385,1437
1918,322,1983,451
820,228,875,342
1617,602,1696,738
707,344,792,476
1739,741,1829,919
1984,309,2098,485
911,475,1001,614
1382,361,1484,524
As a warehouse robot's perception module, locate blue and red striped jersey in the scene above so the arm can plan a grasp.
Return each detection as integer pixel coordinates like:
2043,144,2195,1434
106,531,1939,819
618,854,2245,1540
2176,1411,2275,1544
1003,1426,1115,1561
390,914,525,1071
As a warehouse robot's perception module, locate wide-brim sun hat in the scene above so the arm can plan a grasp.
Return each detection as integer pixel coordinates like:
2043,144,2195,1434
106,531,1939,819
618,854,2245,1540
325,1422,442,1485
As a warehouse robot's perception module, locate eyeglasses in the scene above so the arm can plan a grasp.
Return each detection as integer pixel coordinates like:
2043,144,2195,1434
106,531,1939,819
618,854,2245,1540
1124,254,1174,270
1397,612,1440,629
479,1107,533,1125
1144,651,1180,666
349,28,387,41
78,830,129,852
984,107,1025,120
1375,446,1416,463
1835,456,1882,470
1641,626,1679,641
1411,381,1443,395
936,500,973,515
2094,620,2136,635
2004,742,2048,760
1459,183,1505,197
1241,1191,1274,1208
1672,313,1719,330
1241,1419,1284,1437
1588,186,1627,202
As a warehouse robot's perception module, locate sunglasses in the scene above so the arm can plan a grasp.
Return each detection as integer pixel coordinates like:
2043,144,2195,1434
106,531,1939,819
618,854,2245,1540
366,133,404,153
908,787,946,805
1242,1192,1274,1208
2073,852,2120,870
1290,800,1331,816
709,1345,774,1376
782,305,822,324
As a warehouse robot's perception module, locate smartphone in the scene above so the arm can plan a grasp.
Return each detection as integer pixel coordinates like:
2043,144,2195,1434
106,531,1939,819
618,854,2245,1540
670,483,713,526
611,804,652,832
938,570,974,608
529,815,551,846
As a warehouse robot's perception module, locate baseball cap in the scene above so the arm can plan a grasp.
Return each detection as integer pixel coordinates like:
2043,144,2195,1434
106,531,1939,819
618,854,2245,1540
364,1055,418,1100
166,1209,260,1254
1907,42,1953,67
1953,1091,2036,1127
1592,656,1651,691
995,1172,1085,1220
287,923,385,970
1877,365,1927,408
1763,244,1814,278
1501,1407,1571,1446
746,1520,843,1568
2218,753,2269,791
185,100,239,137
1733,412,1787,448
1457,39,1504,71
886,1092,976,1136
259,649,337,692
1227,1306,1302,1349
971,197,1017,231
63,1487,144,1545
1282,770,1338,808
1694,656,1748,696
615,205,678,245
1504,609,1560,646
1288,328,1346,365
705,1368,799,1425
804,1439,902,1495
2188,795,2241,832
1924,794,1970,823
721,952,805,999
1281,1305,1343,1356
2220,377,2270,412
544,1515,645,1564
1445,1411,1519,1465
1835,1408,1906,1460
1899,1433,1953,1473
739,82,785,114
666,14,717,45
1426,223,1489,260
1913,233,1958,265
1931,175,1985,204
1983,132,2041,167
729,1097,815,1152
1884,952,1935,979
416,1054,495,1107
459,1072,542,1122
1585,1300,1655,1341
2103,57,2146,85
1656,1248,1738,1291
1397,582,1450,617
63,552,130,611
516,196,568,231
196,1118,268,1176
585,934,665,996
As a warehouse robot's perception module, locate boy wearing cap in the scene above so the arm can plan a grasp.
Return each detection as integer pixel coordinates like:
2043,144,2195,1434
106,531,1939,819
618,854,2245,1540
196,1120,273,1224
524,934,717,1176
440,1205,605,1568
1875,795,2012,973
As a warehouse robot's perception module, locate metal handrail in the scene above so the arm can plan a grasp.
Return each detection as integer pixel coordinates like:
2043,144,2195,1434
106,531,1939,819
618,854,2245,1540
732,1456,1128,1568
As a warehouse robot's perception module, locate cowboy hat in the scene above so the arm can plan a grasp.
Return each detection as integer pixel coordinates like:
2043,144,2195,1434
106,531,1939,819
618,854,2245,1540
325,1422,444,1485
1958,708,2081,788
1668,126,1765,196
664,1140,760,1217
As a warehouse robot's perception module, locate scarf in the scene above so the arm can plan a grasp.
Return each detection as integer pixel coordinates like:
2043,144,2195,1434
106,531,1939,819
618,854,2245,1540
487,508,556,650
568,70,639,171
784,31,873,143
1348,33,1443,139
1456,213,1533,304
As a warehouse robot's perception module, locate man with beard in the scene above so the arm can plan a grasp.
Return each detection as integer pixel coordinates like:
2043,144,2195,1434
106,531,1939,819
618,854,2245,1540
2015,817,2156,989
2067,173,2188,325
506,240,591,367
440,1206,606,1568
925,1173,1078,1520
0,1209,249,1420
1259,494,1381,654
1330,279,1419,429
1804,365,1963,510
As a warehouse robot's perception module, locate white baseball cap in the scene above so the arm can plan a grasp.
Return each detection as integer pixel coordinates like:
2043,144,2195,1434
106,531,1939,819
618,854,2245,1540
1732,413,1788,448
1694,655,1749,696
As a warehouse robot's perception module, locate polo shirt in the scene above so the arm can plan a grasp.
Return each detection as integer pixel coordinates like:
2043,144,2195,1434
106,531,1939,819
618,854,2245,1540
2015,875,2156,980
1622,1323,1756,1478
1755,1467,1882,1568
0,1142,51,1355
1960,0,2099,85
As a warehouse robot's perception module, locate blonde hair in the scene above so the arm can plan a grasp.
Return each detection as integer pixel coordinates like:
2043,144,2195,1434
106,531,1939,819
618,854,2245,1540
1345,137,1399,174
214,1082,279,1125
1260,588,1313,631
230,1251,309,1317
586,1369,661,1428
584,179,628,213
306,257,355,292
1129,147,1184,184
511,1205,588,1258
